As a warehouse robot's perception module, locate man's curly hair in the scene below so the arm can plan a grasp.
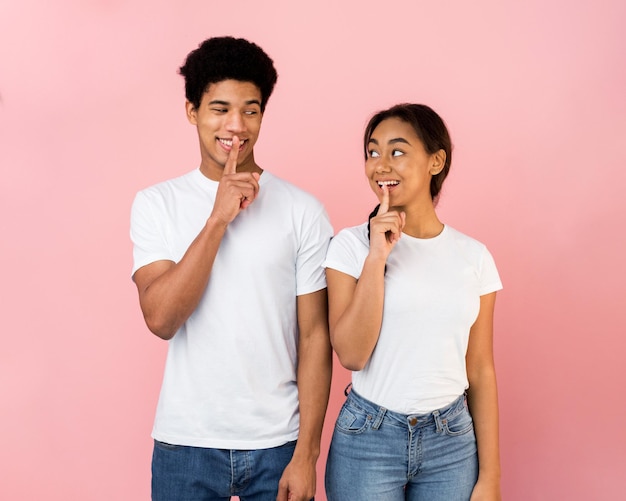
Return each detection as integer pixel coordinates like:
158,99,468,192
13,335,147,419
179,36,278,112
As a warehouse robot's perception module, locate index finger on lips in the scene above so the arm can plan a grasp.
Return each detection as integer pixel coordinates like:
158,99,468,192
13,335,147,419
379,183,390,214
224,135,240,176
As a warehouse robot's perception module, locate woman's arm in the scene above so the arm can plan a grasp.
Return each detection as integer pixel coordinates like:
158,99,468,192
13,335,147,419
466,292,501,501
328,186,405,370
326,256,386,371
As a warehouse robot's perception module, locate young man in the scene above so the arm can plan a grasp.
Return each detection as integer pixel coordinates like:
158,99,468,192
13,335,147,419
130,37,333,501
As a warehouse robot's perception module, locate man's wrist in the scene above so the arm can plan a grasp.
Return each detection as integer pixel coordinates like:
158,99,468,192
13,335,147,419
291,441,320,464
205,215,229,233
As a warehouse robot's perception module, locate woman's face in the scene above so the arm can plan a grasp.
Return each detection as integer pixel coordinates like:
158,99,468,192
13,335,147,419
365,117,441,211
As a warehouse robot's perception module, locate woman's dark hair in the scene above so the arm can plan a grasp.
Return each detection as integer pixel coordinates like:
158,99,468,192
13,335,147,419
179,36,278,112
365,103,453,239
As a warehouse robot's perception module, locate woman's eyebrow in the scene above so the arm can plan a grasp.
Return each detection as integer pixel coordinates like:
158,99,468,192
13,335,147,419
368,137,410,146
388,137,410,145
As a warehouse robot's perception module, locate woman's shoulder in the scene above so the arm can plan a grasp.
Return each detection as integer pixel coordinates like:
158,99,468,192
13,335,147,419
324,222,370,277
332,222,369,247
444,226,500,278
444,225,489,251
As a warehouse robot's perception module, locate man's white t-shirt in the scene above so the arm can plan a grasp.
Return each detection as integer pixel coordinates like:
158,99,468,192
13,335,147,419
324,223,502,414
131,168,333,449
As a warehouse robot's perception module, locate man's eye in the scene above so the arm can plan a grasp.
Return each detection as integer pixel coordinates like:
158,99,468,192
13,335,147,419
244,110,258,115
369,150,380,158
211,108,227,113
392,150,404,157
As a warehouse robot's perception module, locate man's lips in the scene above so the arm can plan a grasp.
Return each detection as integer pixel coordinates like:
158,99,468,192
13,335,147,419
218,138,248,150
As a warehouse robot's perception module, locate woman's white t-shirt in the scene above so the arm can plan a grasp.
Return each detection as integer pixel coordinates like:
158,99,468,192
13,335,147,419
324,223,502,414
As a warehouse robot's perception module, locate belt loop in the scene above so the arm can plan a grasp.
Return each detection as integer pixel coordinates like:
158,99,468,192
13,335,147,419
344,383,353,397
372,405,386,430
433,409,443,433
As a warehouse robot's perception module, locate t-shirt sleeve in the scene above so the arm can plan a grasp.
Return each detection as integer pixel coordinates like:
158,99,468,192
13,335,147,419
130,190,173,277
478,246,503,295
295,206,334,296
323,227,367,280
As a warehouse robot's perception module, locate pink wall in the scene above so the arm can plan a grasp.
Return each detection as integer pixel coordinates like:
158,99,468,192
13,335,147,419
1,1,625,499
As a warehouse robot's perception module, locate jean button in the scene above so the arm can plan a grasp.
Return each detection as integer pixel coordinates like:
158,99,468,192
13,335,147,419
409,417,417,426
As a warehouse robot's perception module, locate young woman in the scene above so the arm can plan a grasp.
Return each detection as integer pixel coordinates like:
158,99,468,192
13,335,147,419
324,104,502,500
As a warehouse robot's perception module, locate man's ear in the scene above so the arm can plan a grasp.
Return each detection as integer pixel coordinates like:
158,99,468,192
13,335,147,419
430,149,446,175
185,100,198,125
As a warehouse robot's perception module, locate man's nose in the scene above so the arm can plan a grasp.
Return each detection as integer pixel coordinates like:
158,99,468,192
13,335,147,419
225,112,246,133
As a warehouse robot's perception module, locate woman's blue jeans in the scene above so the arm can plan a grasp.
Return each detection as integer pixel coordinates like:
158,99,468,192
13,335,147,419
325,389,478,501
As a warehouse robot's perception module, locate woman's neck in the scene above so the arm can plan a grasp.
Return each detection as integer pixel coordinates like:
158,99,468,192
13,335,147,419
399,205,444,239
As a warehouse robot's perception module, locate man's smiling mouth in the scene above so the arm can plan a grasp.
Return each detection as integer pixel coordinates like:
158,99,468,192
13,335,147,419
218,138,248,148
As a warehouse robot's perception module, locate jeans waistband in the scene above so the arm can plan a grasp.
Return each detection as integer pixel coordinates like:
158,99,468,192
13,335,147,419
345,386,467,430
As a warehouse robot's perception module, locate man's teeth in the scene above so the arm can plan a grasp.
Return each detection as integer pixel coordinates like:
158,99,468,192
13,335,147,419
378,181,399,187
219,139,247,146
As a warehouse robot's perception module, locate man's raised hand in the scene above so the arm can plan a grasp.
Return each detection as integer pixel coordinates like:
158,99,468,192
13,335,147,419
223,135,240,176
210,135,260,224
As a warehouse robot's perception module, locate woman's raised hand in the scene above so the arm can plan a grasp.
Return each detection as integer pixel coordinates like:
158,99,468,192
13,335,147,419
369,184,405,259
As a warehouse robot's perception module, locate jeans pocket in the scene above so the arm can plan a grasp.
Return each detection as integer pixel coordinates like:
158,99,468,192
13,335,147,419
154,440,184,451
442,407,474,437
335,402,371,434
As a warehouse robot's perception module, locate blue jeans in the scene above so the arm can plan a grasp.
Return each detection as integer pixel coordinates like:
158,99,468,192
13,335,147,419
325,389,478,501
152,439,300,501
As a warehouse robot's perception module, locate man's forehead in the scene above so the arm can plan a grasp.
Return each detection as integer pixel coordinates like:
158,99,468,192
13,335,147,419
204,79,262,99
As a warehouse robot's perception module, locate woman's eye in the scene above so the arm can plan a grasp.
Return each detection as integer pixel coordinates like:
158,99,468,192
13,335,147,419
392,150,404,157
369,150,380,158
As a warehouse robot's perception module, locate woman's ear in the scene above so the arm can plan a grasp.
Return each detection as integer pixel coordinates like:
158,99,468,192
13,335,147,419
430,149,446,175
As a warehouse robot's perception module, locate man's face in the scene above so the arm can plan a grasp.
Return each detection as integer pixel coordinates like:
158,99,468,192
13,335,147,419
187,79,263,180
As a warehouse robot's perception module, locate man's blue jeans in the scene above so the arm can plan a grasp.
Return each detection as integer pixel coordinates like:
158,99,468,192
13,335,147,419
151,439,298,500
325,389,478,501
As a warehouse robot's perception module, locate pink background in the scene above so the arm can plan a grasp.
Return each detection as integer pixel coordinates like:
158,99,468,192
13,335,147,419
1,1,625,499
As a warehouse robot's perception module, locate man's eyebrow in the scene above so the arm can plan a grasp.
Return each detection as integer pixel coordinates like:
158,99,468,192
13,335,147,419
208,99,261,106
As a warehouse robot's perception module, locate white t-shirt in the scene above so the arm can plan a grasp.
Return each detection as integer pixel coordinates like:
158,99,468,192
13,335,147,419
130,168,333,449
324,223,502,414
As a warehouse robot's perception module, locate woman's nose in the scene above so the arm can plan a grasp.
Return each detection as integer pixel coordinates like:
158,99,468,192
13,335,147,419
375,159,391,173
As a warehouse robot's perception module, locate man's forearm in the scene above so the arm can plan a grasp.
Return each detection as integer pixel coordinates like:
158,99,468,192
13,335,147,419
294,332,332,459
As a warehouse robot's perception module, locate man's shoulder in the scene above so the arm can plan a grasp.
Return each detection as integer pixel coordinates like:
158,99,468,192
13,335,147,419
137,169,200,197
262,171,324,207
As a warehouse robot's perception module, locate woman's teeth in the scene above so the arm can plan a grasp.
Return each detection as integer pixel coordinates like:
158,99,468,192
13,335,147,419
377,180,399,187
